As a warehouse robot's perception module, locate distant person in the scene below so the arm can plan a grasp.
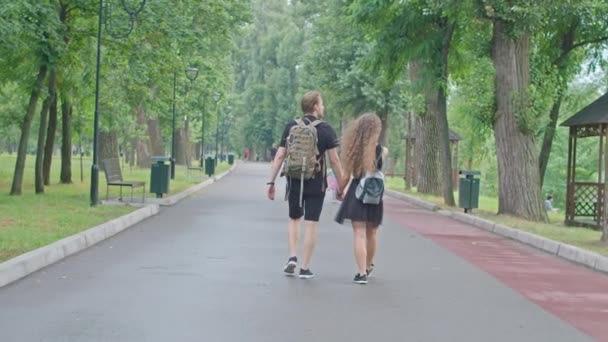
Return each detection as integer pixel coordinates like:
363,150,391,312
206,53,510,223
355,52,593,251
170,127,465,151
267,90,344,279
545,195,558,212
270,143,278,162
335,113,388,285
243,149,250,161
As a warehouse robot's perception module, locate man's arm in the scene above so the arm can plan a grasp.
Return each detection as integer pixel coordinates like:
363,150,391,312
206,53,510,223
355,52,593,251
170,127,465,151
267,147,286,200
327,148,346,195
269,147,286,184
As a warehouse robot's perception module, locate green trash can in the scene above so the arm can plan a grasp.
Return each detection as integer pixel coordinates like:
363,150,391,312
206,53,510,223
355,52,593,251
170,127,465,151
205,156,215,177
458,170,481,213
228,153,234,165
150,156,171,198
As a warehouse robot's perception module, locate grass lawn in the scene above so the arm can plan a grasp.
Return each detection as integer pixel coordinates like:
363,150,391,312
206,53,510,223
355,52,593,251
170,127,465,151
386,177,608,256
0,154,231,262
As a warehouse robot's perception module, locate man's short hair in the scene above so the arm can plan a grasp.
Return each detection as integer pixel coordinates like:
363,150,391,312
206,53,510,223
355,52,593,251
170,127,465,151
301,91,321,114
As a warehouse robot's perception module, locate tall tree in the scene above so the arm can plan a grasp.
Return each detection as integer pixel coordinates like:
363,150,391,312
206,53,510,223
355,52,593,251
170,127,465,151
10,65,48,195
60,94,73,183
482,2,547,221
348,0,460,205
43,79,58,186
536,1,608,186
36,69,57,194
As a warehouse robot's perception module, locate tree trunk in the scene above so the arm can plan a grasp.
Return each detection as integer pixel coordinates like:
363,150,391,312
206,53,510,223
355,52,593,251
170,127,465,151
415,112,441,195
378,94,390,146
99,130,119,164
175,126,189,165
147,118,163,156
35,97,51,193
435,21,456,206
492,19,547,221
128,140,136,167
11,65,48,195
136,140,148,168
135,105,150,168
387,158,397,175
178,116,191,165
410,60,441,195
425,83,454,204
124,141,133,167
36,69,56,194
404,111,412,190
539,95,563,186
194,142,202,160
539,25,575,187
60,95,72,183
43,79,58,186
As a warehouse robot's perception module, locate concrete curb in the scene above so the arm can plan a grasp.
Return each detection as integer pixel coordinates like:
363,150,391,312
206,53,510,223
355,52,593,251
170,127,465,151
0,204,160,288
385,190,440,211
385,190,608,275
150,163,238,206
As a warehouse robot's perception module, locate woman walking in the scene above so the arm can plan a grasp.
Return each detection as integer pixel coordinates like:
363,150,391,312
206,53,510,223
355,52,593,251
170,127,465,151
335,113,388,284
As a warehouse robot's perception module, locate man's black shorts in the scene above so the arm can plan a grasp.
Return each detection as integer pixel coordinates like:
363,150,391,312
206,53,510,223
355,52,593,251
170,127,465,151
288,188,325,222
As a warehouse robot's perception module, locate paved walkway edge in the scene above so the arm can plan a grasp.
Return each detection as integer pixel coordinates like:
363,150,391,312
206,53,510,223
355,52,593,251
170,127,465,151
0,204,160,288
385,189,608,275
0,163,239,288
153,163,238,206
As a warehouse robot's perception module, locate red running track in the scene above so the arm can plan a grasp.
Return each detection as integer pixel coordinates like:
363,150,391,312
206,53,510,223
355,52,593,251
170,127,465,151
385,198,608,341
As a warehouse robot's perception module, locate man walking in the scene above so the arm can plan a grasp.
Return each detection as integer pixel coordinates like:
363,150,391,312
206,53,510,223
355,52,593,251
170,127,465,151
267,91,343,279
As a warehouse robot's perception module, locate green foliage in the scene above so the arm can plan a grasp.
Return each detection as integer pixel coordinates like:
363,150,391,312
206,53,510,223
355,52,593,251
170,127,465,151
230,0,312,154
0,0,250,160
2,0,608,229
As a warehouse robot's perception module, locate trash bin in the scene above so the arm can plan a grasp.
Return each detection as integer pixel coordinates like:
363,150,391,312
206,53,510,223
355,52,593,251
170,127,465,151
228,153,234,165
205,156,215,177
150,156,171,198
458,170,481,213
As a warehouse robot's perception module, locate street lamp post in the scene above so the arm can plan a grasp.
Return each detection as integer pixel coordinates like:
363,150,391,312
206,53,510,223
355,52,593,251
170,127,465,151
170,69,177,179
170,66,199,179
91,0,146,206
212,92,222,164
200,101,205,167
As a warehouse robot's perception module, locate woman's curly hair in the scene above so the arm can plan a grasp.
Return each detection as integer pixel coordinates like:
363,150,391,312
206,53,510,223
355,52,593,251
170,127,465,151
340,113,382,178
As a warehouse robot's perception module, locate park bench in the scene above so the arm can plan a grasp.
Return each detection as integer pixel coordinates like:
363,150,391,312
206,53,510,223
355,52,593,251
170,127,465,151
186,158,204,179
101,158,146,203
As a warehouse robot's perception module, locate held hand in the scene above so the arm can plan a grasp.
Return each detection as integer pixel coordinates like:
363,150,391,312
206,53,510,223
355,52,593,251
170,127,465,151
267,184,275,200
336,191,344,201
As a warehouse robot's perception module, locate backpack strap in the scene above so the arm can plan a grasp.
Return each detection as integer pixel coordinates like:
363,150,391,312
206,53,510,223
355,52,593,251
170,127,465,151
310,120,323,127
301,117,323,126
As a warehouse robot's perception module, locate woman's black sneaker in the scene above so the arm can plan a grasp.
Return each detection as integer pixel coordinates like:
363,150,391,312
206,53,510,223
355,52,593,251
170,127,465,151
354,273,368,284
284,257,297,276
298,269,315,279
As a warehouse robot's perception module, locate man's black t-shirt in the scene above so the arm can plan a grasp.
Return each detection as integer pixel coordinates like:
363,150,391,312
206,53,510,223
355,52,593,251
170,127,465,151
280,115,339,195
270,147,278,160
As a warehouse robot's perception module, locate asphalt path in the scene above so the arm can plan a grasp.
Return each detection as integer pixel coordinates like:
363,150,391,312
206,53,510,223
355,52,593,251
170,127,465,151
0,163,595,341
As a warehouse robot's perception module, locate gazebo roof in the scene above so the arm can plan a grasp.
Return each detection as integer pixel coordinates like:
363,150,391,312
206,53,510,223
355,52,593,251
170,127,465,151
405,129,461,142
561,92,608,127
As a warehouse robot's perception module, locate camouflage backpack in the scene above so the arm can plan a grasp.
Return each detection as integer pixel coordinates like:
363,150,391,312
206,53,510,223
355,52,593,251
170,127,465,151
284,118,323,180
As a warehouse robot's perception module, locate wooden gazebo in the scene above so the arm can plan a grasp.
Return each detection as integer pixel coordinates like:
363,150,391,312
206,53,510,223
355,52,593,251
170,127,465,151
404,129,461,189
561,92,608,229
